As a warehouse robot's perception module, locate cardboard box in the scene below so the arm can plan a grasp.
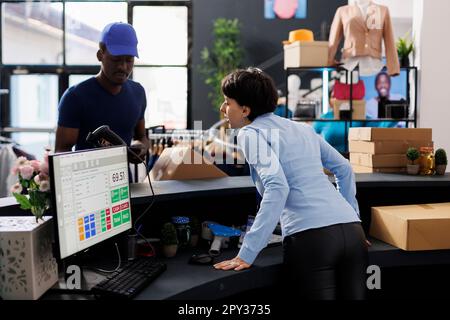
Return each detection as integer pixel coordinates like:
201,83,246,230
350,153,407,168
348,127,432,142
0,217,58,300
349,140,434,155
351,164,406,174
332,99,366,120
150,146,228,181
284,41,329,68
370,203,450,251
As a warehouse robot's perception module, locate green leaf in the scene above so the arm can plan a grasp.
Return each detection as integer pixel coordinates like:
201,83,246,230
198,17,243,111
12,193,31,210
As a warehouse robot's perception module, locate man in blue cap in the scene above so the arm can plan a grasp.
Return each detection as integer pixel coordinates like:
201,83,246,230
55,22,148,163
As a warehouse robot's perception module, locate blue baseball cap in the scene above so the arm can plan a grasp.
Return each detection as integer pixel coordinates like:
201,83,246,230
100,22,139,58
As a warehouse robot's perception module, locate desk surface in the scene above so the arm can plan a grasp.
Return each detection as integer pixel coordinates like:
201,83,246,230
2,174,449,209
42,238,450,300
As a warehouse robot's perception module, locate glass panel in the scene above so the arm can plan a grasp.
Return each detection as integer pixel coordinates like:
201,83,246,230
11,133,55,161
10,75,59,129
133,6,188,65
65,1,127,65
133,67,187,129
69,74,94,87
1,2,63,65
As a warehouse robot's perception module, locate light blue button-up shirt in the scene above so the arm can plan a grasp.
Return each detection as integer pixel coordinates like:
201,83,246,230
237,113,360,265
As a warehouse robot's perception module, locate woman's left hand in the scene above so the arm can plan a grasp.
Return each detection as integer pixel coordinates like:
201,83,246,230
213,256,251,271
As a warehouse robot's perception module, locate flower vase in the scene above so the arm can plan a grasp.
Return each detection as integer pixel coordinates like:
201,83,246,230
0,216,58,300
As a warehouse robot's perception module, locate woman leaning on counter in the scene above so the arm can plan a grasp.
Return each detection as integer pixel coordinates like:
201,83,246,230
214,67,369,300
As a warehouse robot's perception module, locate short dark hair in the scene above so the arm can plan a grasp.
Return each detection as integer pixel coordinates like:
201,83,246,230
375,72,391,87
221,67,278,121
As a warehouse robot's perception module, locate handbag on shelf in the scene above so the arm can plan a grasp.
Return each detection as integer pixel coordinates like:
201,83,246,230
333,80,366,100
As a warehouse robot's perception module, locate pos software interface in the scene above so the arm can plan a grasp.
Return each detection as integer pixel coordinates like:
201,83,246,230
49,146,132,259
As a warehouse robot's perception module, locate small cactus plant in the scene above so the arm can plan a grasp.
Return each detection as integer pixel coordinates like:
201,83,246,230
161,222,178,246
406,147,420,165
189,216,201,235
435,148,448,166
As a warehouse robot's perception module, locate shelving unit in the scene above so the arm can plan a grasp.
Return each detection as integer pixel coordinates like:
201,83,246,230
285,66,418,152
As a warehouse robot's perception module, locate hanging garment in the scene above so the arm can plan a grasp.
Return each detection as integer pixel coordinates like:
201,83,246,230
328,3,400,76
0,144,18,197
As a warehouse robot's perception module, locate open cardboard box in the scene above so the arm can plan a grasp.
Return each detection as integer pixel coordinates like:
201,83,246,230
150,146,228,181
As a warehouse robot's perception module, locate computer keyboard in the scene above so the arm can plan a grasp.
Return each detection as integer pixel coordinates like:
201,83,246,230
91,257,166,299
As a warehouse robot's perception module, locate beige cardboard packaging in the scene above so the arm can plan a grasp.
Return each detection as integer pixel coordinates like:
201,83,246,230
370,203,450,251
150,146,228,181
348,128,432,142
284,41,329,68
349,140,434,155
350,153,407,168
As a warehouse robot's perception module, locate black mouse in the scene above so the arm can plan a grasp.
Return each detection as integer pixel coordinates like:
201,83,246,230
188,254,214,265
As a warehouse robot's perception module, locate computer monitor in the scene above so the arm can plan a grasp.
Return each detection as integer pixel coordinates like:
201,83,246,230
49,146,132,260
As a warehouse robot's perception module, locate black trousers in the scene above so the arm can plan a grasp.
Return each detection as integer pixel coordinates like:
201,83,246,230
282,222,368,300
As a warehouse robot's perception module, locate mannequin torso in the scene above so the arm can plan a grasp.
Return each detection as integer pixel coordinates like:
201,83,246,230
356,0,371,19
342,0,385,77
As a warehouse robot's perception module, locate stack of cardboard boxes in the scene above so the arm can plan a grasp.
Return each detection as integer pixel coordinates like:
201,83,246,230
348,128,433,173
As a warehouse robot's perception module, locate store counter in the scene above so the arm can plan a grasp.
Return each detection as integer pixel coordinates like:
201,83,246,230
1,174,450,300
41,236,450,300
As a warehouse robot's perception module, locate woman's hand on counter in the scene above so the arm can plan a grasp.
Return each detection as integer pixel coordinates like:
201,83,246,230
213,256,251,271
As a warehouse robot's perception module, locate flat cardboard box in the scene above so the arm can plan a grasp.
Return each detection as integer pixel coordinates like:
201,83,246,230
350,153,407,168
284,41,329,68
332,99,366,120
370,203,450,251
150,146,228,181
351,164,406,173
348,127,432,142
349,140,434,155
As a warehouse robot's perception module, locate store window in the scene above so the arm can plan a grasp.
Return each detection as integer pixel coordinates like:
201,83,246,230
132,5,189,129
133,67,187,129
9,74,59,158
1,2,63,65
0,1,191,156
65,1,127,65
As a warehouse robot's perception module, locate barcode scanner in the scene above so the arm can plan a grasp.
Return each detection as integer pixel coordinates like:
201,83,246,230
86,125,144,163
86,125,126,147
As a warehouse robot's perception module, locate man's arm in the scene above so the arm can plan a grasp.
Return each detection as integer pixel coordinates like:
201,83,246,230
55,126,79,152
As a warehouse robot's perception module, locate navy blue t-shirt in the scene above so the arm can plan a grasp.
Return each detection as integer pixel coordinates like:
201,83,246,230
58,77,146,150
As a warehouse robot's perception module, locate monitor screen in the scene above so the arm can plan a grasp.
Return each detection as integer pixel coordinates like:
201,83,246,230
49,146,132,259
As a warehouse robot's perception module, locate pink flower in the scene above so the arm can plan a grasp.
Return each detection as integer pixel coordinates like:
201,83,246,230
19,165,34,180
39,162,49,175
39,172,49,181
43,151,49,165
10,183,23,194
11,165,19,175
15,156,28,167
30,160,41,172
34,174,41,185
39,180,50,192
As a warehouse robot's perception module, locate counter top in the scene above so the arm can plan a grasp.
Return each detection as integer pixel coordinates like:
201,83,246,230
2,174,449,210
42,237,450,300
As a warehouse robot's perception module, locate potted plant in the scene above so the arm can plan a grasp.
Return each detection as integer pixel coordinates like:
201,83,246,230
406,147,420,175
397,34,414,67
161,222,178,258
199,18,244,115
435,148,448,175
189,216,201,247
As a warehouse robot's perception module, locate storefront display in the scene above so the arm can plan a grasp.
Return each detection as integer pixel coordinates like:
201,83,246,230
328,0,400,76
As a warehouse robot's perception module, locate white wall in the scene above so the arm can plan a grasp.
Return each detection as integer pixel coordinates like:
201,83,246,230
413,0,450,171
